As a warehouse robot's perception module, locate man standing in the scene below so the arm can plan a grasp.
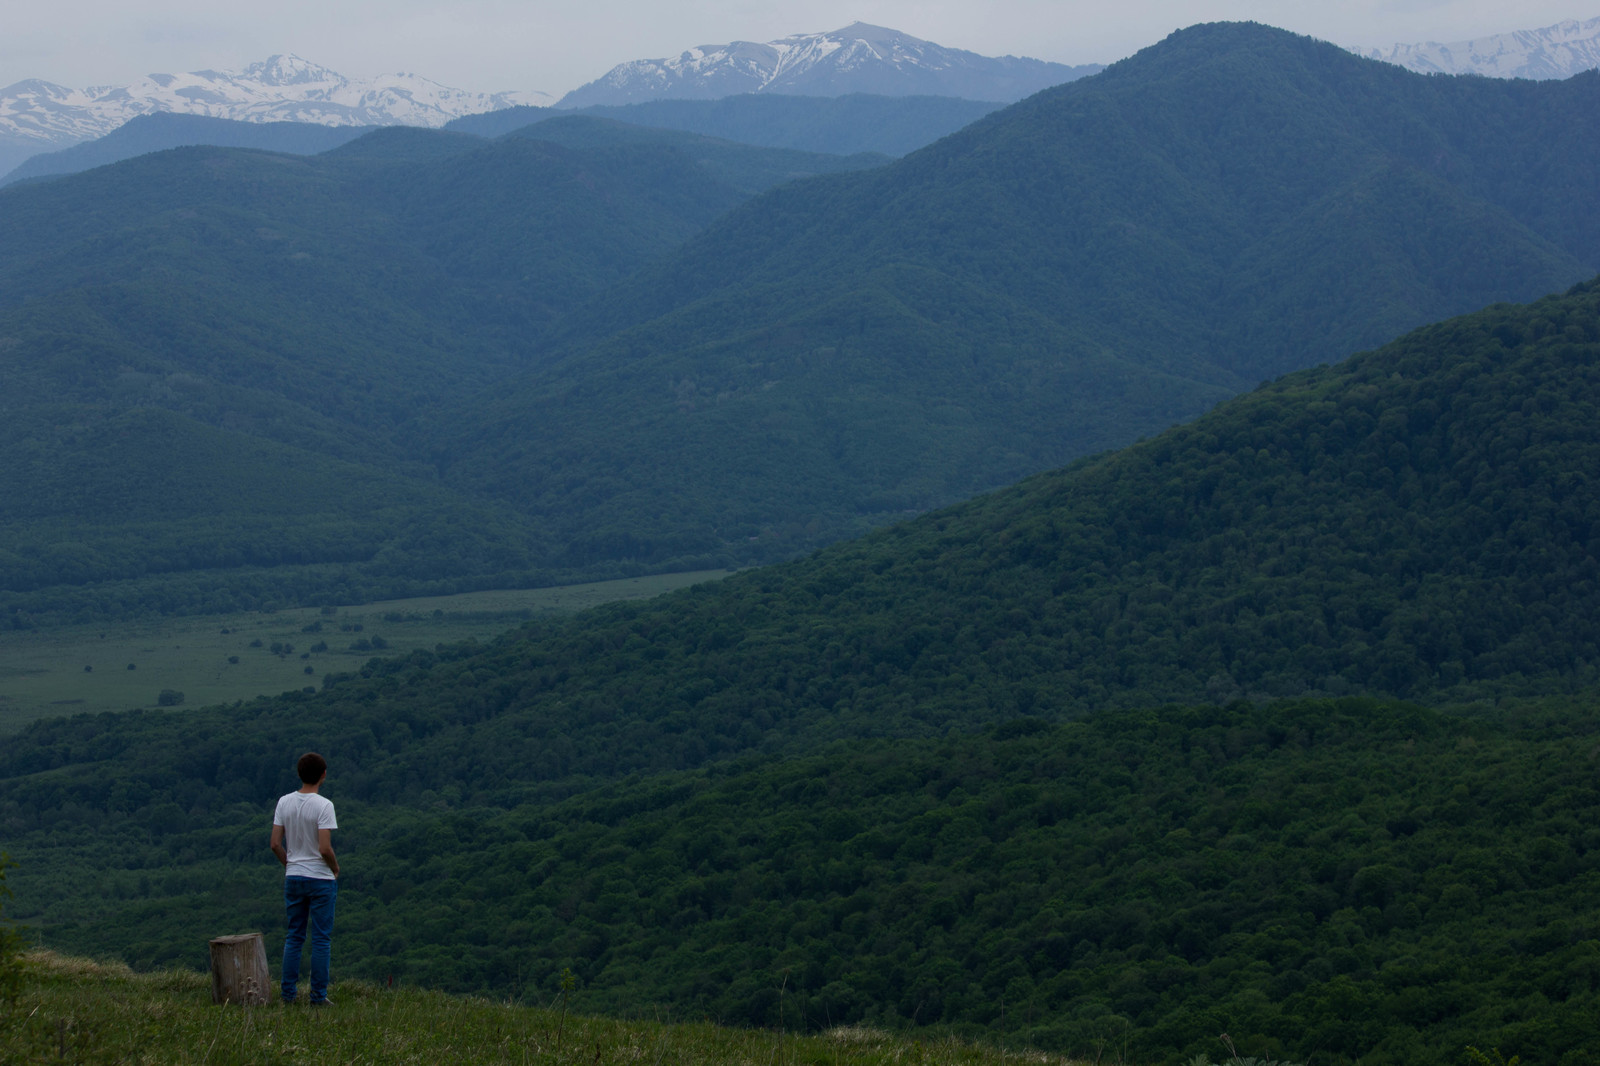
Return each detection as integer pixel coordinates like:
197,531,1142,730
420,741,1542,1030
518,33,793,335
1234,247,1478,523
270,752,339,1006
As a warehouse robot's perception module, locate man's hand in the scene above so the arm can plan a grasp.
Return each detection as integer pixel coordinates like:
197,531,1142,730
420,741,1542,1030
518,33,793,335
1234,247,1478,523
318,828,340,878
270,824,288,868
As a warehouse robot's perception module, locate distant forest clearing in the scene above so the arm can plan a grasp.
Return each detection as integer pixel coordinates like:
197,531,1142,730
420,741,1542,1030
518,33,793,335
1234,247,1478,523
0,570,730,731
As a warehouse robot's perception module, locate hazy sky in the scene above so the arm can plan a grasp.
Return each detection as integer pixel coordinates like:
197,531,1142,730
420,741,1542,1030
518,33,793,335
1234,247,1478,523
5,0,1594,98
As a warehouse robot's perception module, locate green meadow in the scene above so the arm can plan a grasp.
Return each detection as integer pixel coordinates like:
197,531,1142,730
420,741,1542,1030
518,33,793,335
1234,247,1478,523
0,571,729,733
3,953,1104,1066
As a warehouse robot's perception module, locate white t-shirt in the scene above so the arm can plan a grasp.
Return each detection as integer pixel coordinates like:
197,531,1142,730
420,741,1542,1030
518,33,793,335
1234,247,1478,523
273,790,338,879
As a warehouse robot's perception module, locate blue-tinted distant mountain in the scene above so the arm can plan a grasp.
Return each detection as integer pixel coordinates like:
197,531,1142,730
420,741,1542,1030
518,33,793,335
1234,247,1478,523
557,23,1099,108
448,94,1003,158
0,112,375,186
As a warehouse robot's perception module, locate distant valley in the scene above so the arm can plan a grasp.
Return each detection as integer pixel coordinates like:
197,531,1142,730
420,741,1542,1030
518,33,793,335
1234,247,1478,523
7,272,1600,1063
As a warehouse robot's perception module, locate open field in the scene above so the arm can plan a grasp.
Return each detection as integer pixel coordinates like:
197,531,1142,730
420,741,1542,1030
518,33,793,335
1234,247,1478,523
0,571,730,733
0,952,1092,1066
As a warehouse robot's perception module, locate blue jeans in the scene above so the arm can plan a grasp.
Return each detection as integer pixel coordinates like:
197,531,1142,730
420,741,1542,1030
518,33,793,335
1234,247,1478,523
282,876,337,1003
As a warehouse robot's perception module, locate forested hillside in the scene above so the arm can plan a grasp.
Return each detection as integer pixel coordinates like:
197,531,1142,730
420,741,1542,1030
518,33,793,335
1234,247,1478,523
10,700,1598,1065
6,280,1600,1062
428,22,1600,570
8,22,1600,622
11,277,1599,791
0,125,876,621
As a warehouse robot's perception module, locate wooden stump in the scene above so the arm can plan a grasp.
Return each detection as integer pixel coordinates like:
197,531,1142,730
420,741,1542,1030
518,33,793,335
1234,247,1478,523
209,933,270,1006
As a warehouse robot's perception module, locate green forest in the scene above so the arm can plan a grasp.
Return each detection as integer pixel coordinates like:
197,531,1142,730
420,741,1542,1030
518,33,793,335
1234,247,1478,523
8,276,1600,1061
7,700,1600,1065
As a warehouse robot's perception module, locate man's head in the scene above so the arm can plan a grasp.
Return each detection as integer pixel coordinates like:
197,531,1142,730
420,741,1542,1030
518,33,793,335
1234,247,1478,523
296,752,328,785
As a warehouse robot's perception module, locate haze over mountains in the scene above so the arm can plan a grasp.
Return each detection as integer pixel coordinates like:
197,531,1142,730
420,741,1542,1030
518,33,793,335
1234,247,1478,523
0,54,550,175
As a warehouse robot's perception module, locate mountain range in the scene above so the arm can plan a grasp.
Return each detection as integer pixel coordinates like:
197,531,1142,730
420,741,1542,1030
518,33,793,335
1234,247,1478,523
4,22,1600,626
0,25,1089,176
0,54,549,175
1364,14,1600,79
11,14,1600,181
554,22,1102,108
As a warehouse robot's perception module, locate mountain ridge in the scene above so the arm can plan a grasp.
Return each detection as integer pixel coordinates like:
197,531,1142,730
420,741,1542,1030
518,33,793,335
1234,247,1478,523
1363,14,1600,79
0,112,376,186
0,54,549,174
426,22,1600,573
557,22,1100,108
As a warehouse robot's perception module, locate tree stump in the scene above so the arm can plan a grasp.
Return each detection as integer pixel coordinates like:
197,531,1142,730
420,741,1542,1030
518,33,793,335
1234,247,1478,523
209,933,269,1006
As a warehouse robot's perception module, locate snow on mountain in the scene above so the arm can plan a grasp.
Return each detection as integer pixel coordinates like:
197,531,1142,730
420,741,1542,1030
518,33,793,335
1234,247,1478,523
0,55,551,161
1361,15,1600,79
557,23,1099,108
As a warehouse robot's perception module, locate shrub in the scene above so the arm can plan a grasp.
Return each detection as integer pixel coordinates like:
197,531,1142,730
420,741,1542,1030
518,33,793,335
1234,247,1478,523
156,690,185,707
0,853,25,1006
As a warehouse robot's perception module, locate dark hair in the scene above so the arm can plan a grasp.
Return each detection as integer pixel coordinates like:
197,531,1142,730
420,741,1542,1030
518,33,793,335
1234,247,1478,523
296,752,327,785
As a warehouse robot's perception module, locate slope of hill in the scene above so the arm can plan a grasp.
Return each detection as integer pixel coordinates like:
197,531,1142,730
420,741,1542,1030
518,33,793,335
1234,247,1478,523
557,23,1099,108
448,94,1001,156
0,112,375,187
428,23,1600,570
1,275,1596,796
16,275,1594,787
0,128,835,620
3,952,1063,1066
6,278,1600,1062
1363,14,1600,79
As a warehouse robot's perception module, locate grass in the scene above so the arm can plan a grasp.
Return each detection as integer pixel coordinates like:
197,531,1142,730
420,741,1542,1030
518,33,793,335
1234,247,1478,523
1,952,1084,1065
0,572,730,733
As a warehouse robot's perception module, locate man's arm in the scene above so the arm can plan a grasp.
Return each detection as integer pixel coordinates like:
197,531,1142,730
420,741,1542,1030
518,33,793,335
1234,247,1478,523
270,824,288,867
318,828,340,877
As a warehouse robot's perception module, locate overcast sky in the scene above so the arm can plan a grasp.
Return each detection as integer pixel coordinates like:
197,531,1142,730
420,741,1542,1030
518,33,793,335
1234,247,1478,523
5,0,1594,98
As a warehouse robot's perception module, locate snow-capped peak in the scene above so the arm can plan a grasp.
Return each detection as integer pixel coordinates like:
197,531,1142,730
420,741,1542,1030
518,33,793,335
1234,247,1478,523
557,24,1099,108
0,56,551,161
239,54,347,88
1361,15,1600,79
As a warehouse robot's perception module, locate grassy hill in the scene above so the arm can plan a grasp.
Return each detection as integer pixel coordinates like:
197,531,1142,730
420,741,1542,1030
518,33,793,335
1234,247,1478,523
2,953,1083,1065
5,278,1600,1063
